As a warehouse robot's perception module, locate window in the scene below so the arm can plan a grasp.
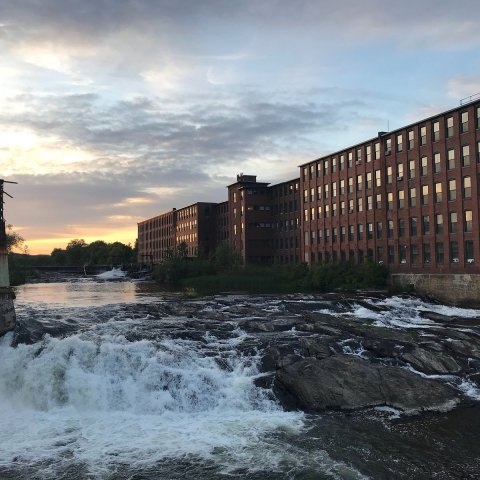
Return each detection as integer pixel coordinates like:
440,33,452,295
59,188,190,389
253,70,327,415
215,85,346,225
463,176,471,199
450,241,459,263
366,145,372,162
423,244,431,264
324,184,329,199
387,192,393,210
304,209,308,222
397,134,403,152
356,148,362,163
421,185,429,205
348,152,353,168
435,214,443,234
385,138,392,155
388,245,395,264
398,218,405,237
366,172,372,189
398,190,405,209
357,174,363,191
349,199,354,213
339,226,345,242
310,187,315,202
408,130,414,150
465,240,474,262
367,223,373,239
409,160,415,179
462,145,470,167
387,220,394,239
446,116,454,137
478,141,480,163
332,157,337,173
348,225,354,241
357,197,363,212
367,195,373,210
433,121,440,142
325,204,330,217
348,177,353,194
411,245,419,265
375,193,382,209
340,179,345,195
464,210,473,233
376,247,383,263
376,222,382,239
477,106,480,129
449,212,457,234
332,202,337,216
448,179,456,201
375,169,382,187
461,111,468,133
375,142,380,160
421,156,428,176
422,215,430,235
332,227,337,242
447,149,455,170
410,217,418,236
387,166,393,184
318,228,322,243
436,242,444,264
435,182,442,202
317,206,322,219
434,153,441,173
397,163,404,180
317,186,322,200
324,160,329,175
325,228,330,242
339,154,345,170
332,182,337,198
311,207,315,221
420,126,427,145
357,224,363,240
399,245,407,264
340,201,345,215
409,187,416,207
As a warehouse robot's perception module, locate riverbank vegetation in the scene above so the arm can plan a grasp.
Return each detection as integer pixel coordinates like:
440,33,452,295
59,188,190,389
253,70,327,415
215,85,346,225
153,244,388,294
7,230,137,286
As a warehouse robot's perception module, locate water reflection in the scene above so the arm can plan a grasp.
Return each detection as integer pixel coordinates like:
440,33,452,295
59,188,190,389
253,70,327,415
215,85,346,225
13,280,169,307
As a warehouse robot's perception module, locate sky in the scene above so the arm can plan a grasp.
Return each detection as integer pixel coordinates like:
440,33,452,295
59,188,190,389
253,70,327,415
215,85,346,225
1,0,480,254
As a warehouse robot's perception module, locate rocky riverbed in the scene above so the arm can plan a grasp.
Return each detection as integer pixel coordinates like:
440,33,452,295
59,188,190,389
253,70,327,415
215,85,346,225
3,282,480,479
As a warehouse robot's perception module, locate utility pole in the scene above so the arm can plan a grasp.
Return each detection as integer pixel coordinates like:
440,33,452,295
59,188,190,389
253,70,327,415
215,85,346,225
0,179,17,336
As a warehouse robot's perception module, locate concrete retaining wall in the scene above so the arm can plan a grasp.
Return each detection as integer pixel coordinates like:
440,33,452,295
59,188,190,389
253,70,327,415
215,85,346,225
390,273,480,307
0,287,16,336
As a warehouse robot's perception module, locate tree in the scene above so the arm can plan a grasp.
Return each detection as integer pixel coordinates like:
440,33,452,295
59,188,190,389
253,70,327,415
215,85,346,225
6,224,25,253
66,239,88,265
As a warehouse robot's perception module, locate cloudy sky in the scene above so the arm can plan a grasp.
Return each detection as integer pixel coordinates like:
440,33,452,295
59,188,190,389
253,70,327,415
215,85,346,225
1,0,480,254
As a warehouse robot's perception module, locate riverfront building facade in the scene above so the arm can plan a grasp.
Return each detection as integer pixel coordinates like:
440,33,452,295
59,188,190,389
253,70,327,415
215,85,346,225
138,100,480,274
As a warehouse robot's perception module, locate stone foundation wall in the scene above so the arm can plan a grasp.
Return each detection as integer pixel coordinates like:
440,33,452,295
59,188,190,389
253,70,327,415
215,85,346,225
390,273,480,307
0,287,16,336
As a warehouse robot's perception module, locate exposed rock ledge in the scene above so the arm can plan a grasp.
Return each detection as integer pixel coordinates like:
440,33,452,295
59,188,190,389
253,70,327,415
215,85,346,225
273,354,460,414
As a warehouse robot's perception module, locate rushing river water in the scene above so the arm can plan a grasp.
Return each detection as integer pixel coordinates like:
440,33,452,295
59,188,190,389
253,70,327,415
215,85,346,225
1,280,479,480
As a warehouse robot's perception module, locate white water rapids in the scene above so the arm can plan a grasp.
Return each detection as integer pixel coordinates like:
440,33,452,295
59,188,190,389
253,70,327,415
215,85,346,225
2,281,480,479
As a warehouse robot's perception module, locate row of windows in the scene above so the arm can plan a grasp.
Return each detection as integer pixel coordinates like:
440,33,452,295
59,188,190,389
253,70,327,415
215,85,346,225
303,142,480,198
304,211,474,245
304,175,474,216
308,241,475,266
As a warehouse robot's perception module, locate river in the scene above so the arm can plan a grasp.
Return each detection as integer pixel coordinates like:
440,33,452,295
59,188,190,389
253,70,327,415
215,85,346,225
0,280,479,479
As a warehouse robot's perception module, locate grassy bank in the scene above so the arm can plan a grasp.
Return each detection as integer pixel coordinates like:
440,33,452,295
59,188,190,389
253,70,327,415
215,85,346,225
153,246,388,295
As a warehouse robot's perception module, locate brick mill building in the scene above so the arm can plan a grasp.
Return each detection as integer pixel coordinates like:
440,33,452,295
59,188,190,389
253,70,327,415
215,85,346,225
138,99,480,274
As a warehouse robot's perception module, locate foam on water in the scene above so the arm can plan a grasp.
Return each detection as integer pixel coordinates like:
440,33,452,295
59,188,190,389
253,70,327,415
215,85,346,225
0,330,312,478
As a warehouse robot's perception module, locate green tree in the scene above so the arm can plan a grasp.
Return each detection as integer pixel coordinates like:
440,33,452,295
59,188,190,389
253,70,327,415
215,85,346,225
66,239,88,265
5,224,25,253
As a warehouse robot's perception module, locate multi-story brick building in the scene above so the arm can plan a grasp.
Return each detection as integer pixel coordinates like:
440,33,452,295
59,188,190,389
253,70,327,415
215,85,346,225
300,100,480,273
138,99,480,274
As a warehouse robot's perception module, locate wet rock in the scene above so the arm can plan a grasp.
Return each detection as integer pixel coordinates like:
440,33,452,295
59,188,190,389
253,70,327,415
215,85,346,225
419,311,459,323
299,337,333,359
401,347,461,374
273,355,460,414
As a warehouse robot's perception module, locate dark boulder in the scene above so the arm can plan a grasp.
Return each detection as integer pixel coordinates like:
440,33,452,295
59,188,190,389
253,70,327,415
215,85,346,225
273,355,460,414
